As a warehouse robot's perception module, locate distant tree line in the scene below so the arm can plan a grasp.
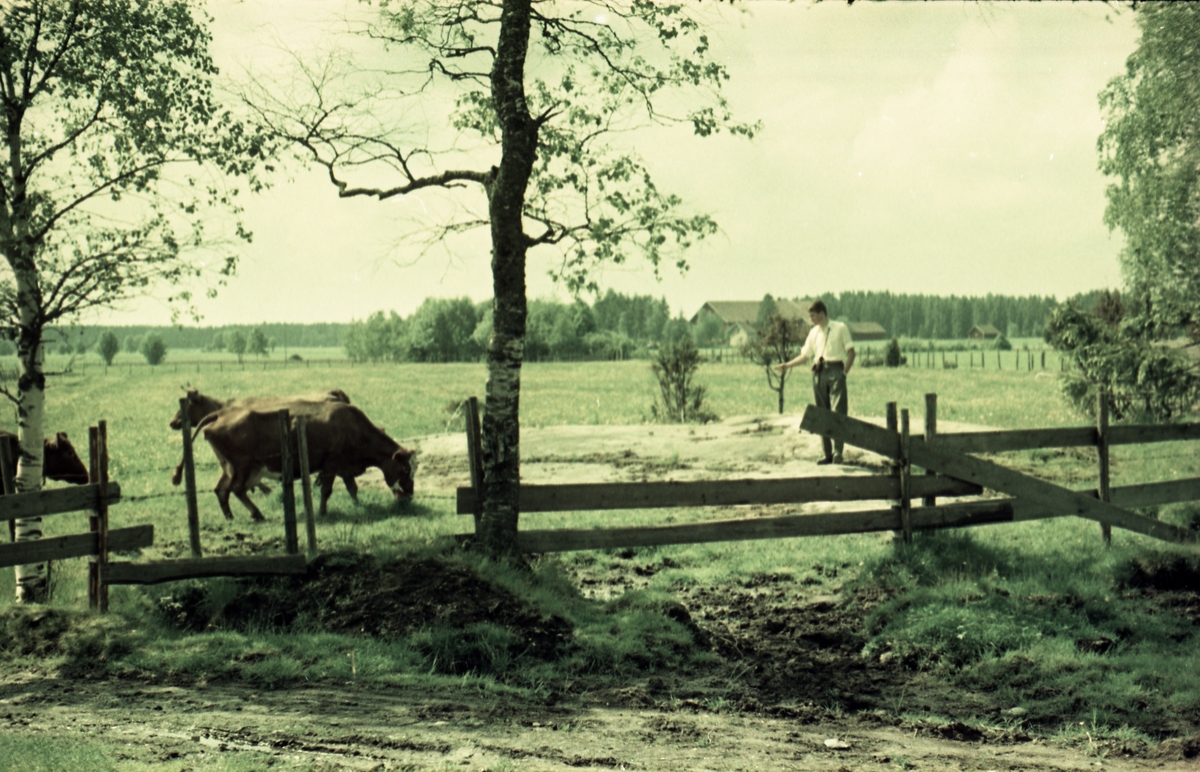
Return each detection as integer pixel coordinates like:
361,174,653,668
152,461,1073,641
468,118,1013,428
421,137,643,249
818,291,1069,340
18,290,1107,366
342,291,695,363
37,322,347,354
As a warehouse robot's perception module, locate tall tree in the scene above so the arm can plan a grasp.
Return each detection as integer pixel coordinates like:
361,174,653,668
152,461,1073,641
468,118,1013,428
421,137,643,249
227,329,248,364
248,0,754,556
95,330,119,366
246,327,270,358
0,0,270,601
1098,4,1200,339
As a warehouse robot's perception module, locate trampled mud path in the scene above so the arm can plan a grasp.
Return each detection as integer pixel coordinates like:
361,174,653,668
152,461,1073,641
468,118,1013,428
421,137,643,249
3,675,1194,771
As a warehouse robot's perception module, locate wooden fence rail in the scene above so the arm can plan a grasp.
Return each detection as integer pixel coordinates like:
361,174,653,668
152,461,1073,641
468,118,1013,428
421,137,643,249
456,476,981,514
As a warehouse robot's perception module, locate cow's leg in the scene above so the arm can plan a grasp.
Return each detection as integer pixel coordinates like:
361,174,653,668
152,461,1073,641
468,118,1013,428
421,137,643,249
230,467,266,522
171,460,184,487
318,473,335,518
214,472,236,521
341,475,359,504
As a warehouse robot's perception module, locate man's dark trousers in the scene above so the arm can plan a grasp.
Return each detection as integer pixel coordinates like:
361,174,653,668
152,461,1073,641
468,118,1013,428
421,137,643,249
812,361,848,460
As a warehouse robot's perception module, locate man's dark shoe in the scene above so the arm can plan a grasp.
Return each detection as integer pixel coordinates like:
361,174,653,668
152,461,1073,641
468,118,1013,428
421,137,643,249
833,454,844,464
816,457,834,466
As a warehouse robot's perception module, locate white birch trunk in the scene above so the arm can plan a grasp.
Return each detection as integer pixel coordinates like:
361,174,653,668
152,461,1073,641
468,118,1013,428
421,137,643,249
12,278,47,603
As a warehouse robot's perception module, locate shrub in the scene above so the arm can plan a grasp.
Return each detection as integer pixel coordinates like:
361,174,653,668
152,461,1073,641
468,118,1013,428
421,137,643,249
994,333,1013,351
95,330,120,365
650,336,716,423
139,332,167,366
885,337,902,367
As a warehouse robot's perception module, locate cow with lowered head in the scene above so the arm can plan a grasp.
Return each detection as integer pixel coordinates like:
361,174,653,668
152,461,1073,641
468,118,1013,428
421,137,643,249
194,400,415,521
0,430,89,488
169,388,354,496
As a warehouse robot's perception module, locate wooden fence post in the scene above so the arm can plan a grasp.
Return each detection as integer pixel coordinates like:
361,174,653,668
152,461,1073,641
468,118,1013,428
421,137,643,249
465,397,484,535
923,393,938,508
0,439,14,542
179,397,202,558
278,410,298,555
88,423,110,612
900,409,913,544
296,415,317,556
887,402,902,542
1097,390,1112,546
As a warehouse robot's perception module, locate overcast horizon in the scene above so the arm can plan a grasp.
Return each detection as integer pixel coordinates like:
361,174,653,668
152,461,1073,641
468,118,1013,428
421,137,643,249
79,1,1138,328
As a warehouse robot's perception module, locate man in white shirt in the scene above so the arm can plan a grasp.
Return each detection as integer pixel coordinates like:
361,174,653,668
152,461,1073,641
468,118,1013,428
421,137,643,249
774,300,856,464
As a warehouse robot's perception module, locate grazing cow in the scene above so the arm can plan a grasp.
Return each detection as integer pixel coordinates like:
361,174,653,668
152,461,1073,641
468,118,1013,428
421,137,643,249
169,389,353,495
0,430,89,487
195,401,415,522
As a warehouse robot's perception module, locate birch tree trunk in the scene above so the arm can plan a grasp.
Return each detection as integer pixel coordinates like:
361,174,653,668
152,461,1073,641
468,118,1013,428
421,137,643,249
12,265,47,603
476,0,537,557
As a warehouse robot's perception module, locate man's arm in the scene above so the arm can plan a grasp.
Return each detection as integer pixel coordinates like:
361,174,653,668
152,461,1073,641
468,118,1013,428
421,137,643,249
844,347,856,375
774,352,809,372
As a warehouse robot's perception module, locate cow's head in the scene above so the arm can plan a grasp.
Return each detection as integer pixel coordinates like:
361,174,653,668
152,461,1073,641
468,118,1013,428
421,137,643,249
45,432,89,485
169,389,222,430
383,448,417,501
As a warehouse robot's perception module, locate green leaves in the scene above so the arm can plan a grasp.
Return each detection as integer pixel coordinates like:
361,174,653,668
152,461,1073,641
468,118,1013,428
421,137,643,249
0,0,276,332
1098,4,1200,334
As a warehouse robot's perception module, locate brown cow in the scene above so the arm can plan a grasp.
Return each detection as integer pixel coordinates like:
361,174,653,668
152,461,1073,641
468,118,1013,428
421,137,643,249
195,401,415,521
169,388,351,431
169,389,353,495
0,430,89,487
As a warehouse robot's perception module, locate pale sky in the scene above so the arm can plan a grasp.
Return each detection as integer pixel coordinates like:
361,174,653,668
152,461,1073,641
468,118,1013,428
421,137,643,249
85,0,1138,328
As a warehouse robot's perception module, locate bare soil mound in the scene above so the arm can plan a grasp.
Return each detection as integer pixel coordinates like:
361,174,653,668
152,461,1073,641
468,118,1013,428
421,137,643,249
165,553,573,669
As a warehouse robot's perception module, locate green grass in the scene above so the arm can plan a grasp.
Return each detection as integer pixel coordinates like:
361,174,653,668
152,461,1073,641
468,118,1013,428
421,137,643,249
1,358,1198,740
0,731,352,771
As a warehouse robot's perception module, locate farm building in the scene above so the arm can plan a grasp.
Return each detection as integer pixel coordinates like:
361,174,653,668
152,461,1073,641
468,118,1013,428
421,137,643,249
968,324,1002,340
690,299,813,327
846,321,887,341
692,299,814,348
693,300,888,347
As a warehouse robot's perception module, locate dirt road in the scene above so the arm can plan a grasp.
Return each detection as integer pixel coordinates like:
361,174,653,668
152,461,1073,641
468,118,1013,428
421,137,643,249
3,675,1194,771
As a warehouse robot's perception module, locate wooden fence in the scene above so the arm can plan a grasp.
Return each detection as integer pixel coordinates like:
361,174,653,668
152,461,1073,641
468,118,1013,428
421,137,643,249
455,393,1200,553
0,422,140,610
1,408,314,606
702,345,1071,372
105,401,314,587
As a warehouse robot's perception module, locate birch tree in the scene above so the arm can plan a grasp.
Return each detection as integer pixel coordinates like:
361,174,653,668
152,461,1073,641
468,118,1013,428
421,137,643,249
0,0,271,601
247,0,755,557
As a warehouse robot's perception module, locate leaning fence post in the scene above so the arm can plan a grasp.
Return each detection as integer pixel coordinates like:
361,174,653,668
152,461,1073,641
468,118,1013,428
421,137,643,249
278,410,298,555
1097,389,1112,546
923,394,938,508
465,397,485,535
296,415,317,556
179,398,202,558
900,409,913,544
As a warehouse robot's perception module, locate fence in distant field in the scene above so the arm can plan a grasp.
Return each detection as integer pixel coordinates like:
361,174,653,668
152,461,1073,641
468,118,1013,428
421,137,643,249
456,392,1199,553
700,345,1073,372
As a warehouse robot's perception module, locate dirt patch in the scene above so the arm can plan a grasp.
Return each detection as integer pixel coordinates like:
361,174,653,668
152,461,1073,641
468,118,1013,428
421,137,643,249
1125,554,1200,592
160,553,573,670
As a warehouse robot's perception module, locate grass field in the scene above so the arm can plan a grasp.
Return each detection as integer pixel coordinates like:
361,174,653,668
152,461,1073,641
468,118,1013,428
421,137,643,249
2,356,1199,757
